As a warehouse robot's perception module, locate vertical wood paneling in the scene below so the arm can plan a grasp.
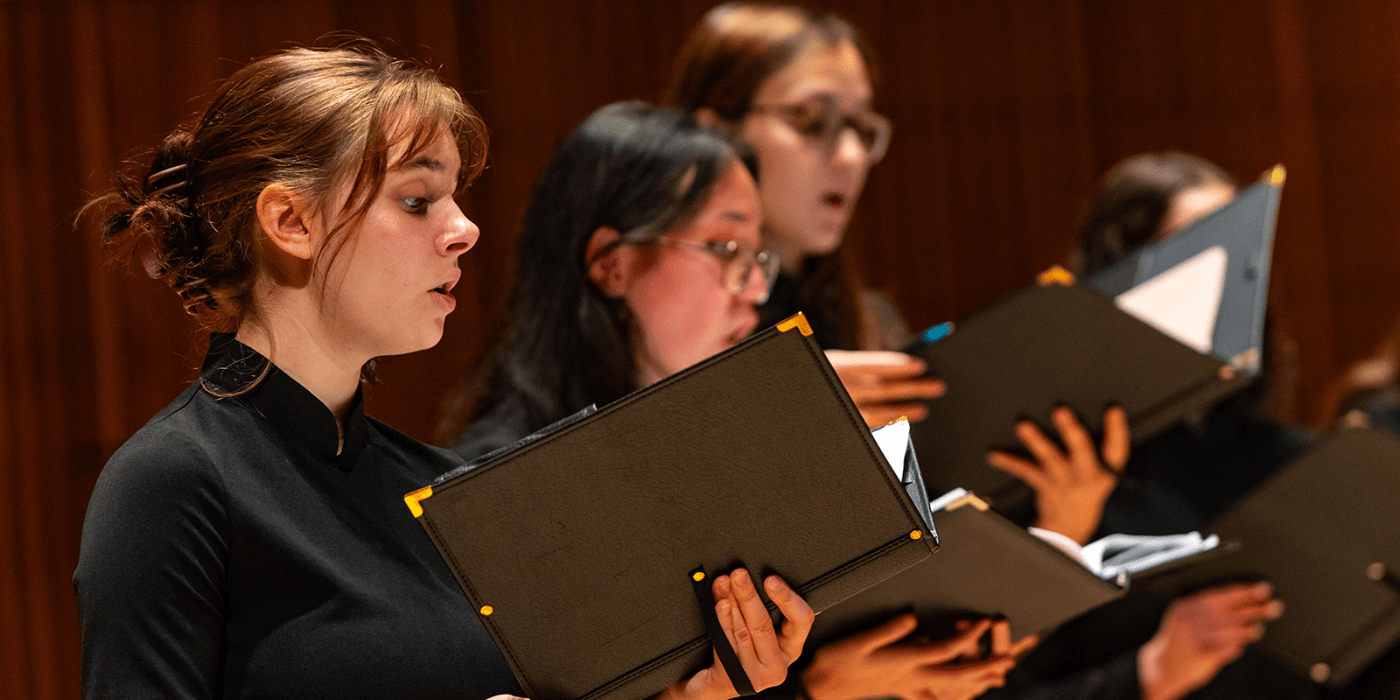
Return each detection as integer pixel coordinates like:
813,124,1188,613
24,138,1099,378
7,2,1400,698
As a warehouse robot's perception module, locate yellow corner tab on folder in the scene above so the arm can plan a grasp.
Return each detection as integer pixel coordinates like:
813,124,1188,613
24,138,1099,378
404,486,434,518
1268,164,1286,187
777,312,813,336
945,492,990,512
1037,266,1075,286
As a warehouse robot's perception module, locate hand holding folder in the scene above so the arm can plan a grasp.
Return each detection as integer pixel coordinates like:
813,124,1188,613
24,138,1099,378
657,568,812,700
410,315,937,700
824,350,946,428
802,614,1030,700
987,405,1130,545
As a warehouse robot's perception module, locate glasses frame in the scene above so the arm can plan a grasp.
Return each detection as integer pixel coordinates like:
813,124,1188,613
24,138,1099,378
748,99,892,164
653,236,779,304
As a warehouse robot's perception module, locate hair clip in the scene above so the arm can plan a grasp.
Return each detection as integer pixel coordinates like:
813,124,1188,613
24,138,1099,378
147,163,190,197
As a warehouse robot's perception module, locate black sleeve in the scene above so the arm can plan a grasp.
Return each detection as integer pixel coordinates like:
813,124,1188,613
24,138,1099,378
74,427,229,700
983,650,1141,700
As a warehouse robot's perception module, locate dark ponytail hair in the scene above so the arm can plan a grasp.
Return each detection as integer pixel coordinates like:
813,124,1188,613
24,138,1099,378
438,102,753,444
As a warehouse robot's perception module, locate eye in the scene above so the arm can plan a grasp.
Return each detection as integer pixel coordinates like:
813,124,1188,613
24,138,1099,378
793,109,833,139
703,240,741,262
403,196,429,215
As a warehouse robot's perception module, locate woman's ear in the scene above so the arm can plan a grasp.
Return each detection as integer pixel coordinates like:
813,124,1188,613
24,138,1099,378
256,184,315,261
585,226,630,298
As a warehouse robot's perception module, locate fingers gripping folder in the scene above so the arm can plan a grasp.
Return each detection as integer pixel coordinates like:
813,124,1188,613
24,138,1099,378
408,313,937,700
690,568,755,696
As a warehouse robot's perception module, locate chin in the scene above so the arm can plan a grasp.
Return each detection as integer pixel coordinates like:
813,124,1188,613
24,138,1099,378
803,228,847,257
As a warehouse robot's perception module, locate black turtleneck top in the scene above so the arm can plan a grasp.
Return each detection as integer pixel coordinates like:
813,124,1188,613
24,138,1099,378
74,334,520,700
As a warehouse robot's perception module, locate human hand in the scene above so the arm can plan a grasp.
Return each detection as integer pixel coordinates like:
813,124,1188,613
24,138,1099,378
802,615,1036,700
824,350,946,428
657,568,813,700
987,406,1130,545
1137,582,1284,700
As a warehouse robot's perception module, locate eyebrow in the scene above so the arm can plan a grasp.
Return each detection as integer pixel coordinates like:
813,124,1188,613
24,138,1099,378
723,211,753,224
399,156,446,172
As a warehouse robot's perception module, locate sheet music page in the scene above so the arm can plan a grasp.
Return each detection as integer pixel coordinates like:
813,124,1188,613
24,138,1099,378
871,419,910,479
1115,245,1228,354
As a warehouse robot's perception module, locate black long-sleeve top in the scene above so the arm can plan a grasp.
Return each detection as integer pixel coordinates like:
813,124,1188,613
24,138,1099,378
75,334,520,700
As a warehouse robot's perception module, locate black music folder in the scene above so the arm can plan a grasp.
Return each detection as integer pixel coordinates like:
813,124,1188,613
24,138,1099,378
405,314,938,700
1088,166,1284,375
1134,426,1400,688
907,281,1252,515
809,489,1126,645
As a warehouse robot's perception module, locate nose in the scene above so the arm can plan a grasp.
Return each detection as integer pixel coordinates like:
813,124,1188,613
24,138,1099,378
830,127,869,171
440,198,480,256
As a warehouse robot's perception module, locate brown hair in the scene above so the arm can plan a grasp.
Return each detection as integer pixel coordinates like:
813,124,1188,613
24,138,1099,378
1073,151,1236,276
667,2,884,350
89,41,487,331
668,2,876,119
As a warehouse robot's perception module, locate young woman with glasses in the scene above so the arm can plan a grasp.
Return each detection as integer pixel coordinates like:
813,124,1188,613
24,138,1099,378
439,102,1031,700
668,2,937,430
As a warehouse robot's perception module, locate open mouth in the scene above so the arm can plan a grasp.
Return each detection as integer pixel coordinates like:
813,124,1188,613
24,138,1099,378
432,271,461,296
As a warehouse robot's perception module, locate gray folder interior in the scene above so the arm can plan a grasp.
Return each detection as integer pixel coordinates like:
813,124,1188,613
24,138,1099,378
1088,168,1283,374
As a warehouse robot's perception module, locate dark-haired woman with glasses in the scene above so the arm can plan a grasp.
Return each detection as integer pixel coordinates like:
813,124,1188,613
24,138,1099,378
438,101,1030,700
667,2,939,430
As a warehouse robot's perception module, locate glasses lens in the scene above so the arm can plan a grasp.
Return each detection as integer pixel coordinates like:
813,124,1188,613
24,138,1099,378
725,250,780,304
779,103,891,163
851,113,891,163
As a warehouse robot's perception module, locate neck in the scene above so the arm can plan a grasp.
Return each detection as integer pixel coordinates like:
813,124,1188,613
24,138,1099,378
235,308,366,433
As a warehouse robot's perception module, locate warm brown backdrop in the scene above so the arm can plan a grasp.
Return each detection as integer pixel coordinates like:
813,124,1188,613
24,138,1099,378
4,1,1398,697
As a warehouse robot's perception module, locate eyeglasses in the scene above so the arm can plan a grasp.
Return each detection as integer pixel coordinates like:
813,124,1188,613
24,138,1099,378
654,237,780,304
749,98,892,164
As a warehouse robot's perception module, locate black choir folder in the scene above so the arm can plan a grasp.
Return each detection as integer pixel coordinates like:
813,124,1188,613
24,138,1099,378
406,314,938,700
1134,426,1400,688
908,168,1282,517
809,489,1125,646
907,281,1252,516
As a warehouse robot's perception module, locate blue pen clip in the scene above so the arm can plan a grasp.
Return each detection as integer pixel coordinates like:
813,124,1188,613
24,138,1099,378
921,322,954,345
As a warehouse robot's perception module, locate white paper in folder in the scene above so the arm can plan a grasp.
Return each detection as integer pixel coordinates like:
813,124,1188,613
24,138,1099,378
1114,245,1228,355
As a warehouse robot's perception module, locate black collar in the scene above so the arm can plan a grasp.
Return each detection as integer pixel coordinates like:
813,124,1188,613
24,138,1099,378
200,333,370,468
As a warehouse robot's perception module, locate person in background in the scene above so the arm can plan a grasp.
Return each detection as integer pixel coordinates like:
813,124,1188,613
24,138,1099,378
668,1,942,428
442,101,1032,700
1328,320,1400,435
669,0,1131,550
988,152,1301,700
75,44,810,700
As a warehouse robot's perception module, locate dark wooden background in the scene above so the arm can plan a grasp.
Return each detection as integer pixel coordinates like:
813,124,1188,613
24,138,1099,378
5,1,1399,697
